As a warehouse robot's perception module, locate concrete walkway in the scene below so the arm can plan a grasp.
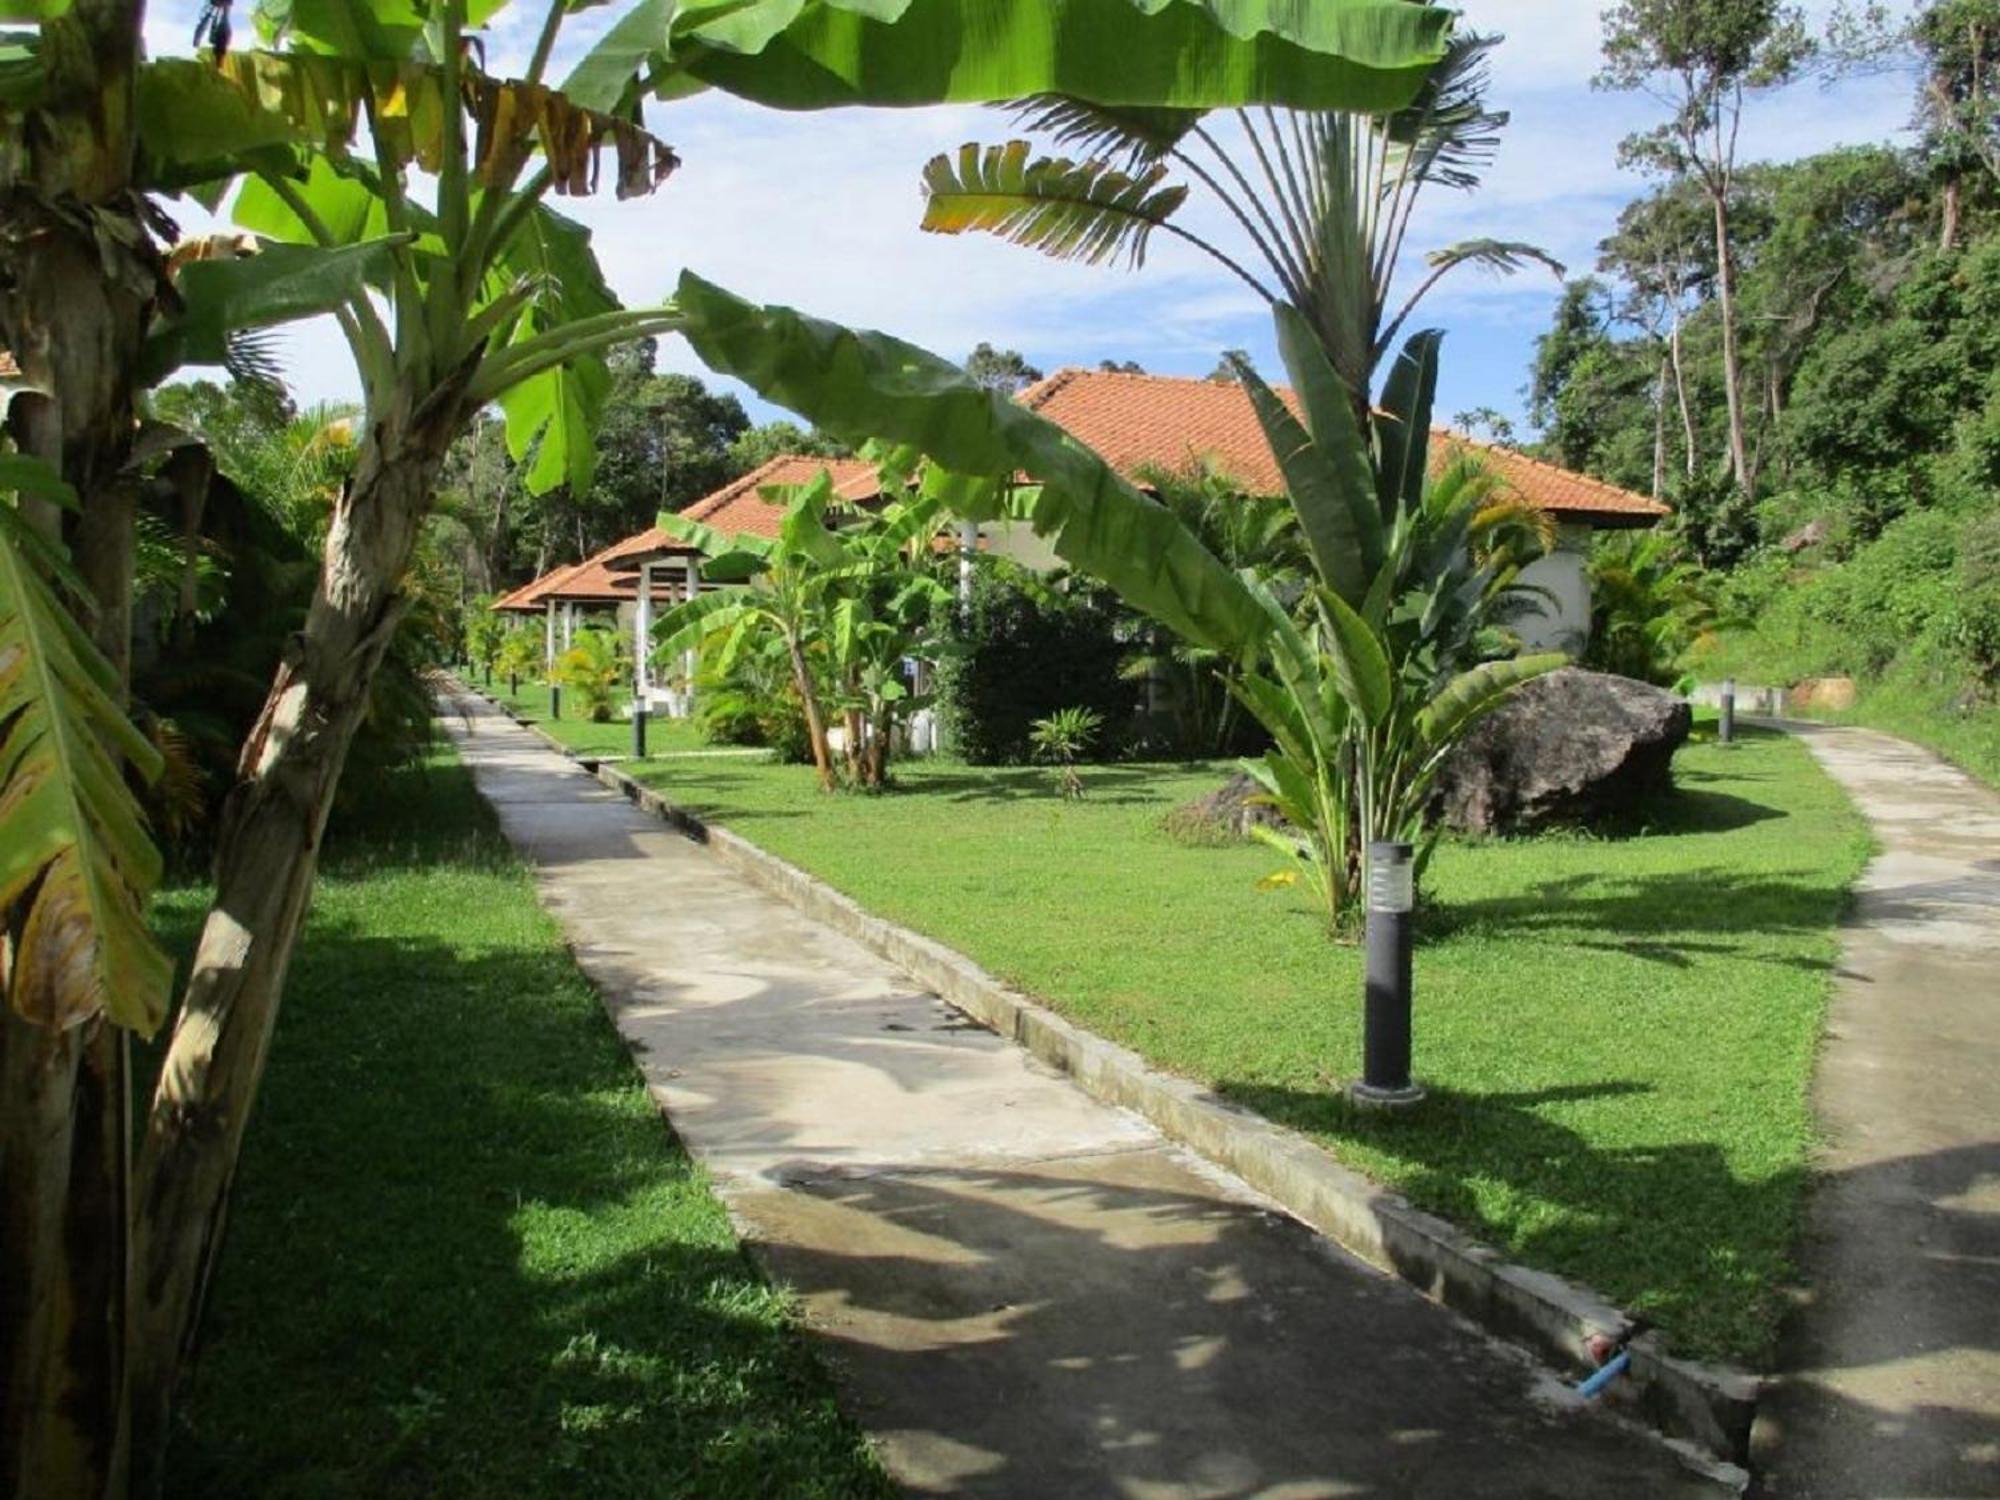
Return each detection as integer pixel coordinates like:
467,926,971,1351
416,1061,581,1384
1750,724,2000,1499
443,690,1719,1497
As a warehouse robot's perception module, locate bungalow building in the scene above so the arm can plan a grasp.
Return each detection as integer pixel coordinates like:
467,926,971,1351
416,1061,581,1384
1008,368,1669,655
492,369,1668,716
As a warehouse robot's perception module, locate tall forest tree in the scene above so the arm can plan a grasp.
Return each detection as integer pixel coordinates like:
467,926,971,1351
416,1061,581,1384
1597,0,1814,501
1830,0,2000,249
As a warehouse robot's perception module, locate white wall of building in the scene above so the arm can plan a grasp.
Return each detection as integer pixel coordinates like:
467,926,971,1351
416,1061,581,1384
1513,522,1594,657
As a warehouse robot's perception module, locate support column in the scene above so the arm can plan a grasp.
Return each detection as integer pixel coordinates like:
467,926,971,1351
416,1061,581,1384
679,554,700,718
545,599,560,720
958,519,978,609
633,562,653,758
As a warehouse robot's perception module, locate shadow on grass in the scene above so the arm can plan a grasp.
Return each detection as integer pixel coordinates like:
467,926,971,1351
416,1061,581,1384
1424,859,1847,973
894,764,1183,807
152,771,887,1500
1216,1075,1805,1364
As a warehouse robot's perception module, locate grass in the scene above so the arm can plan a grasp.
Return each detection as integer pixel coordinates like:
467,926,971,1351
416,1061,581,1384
478,674,709,758
153,747,890,1500
1701,634,2000,792
623,727,1870,1367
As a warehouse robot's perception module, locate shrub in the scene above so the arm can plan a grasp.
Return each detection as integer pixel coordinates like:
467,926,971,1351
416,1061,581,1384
692,633,813,762
552,628,625,722
1028,706,1103,799
933,565,1139,764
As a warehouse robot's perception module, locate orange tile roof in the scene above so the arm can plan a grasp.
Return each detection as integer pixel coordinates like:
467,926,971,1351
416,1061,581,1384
602,455,883,569
1016,368,1668,526
492,552,686,611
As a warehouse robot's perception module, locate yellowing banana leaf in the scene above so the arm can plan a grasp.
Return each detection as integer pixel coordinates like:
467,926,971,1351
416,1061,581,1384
0,486,171,1036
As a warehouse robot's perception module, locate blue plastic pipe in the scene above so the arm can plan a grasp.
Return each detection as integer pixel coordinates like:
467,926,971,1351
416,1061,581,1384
1575,1350,1631,1399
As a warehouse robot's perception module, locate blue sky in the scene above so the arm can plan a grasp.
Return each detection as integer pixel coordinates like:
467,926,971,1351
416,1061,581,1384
144,1,1920,439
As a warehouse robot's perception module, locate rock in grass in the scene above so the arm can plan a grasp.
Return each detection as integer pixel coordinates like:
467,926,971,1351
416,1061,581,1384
1432,668,1692,835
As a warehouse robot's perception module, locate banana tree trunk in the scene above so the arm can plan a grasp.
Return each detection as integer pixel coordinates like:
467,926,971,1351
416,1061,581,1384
126,382,467,1496
0,0,157,1468
783,632,835,791
864,705,892,787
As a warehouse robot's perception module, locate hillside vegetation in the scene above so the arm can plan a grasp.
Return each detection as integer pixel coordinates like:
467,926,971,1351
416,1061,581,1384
1530,1,2000,783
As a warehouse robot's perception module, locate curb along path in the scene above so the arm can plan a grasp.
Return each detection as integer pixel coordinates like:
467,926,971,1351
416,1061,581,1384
1749,723,2000,1499
443,689,1724,1498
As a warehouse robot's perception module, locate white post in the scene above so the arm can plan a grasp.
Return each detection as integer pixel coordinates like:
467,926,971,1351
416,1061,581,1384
635,561,654,700
543,599,556,672
562,600,575,650
957,518,978,608
679,553,700,717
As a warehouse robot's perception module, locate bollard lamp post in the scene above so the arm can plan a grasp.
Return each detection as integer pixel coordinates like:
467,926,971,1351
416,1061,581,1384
550,681,561,720
632,698,648,759
1349,841,1424,1109
1719,677,1736,746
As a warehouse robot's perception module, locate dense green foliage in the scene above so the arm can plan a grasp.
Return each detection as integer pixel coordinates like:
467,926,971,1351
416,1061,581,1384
933,565,1138,765
157,748,888,1497
136,383,444,854
1526,0,2000,776
621,724,1869,1366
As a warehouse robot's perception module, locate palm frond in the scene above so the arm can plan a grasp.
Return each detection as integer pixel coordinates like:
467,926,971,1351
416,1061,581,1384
1422,238,1566,279
1003,94,1204,172
921,141,1190,270
1382,32,1509,193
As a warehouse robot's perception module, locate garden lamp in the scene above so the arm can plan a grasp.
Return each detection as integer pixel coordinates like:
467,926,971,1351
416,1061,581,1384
1351,841,1424,1109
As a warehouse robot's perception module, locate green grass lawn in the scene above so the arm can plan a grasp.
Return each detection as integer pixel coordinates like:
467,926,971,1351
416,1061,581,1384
476,675,710,758
153,748,889,1499
624,727,1869,1366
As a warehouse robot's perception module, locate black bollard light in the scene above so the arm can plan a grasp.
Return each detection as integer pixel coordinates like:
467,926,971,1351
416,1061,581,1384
509,672,519,698
1350,841,1424,1109
1719,676,1736,746
550,682,561,720
632,700,648,759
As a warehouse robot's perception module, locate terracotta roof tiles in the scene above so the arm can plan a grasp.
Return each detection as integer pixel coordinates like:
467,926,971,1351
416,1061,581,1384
601,455,883,569
1016,367,1667,526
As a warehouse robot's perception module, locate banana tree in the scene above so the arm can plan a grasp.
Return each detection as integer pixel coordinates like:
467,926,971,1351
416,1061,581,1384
668,278,1565,927
5,0,1456,1487
650,468,950,789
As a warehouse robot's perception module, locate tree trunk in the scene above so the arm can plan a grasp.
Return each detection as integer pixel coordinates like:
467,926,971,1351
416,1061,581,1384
1940,174,1961,253
842,704,865,786
783,633,835,792
0,0,158,1467
126,381,468,1496
1652,352,1669,501
1669,302,1697,479
1709,188,1753,499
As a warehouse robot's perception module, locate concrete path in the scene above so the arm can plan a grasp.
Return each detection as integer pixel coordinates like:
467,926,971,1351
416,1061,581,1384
1750,725,2000,1499
443,690,1720,1497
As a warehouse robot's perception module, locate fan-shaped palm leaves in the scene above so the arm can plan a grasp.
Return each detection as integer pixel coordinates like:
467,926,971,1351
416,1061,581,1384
923,32,1560,400
920,141,1191,271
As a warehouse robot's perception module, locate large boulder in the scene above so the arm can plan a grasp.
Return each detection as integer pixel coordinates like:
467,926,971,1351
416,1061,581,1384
1432,668,1691,835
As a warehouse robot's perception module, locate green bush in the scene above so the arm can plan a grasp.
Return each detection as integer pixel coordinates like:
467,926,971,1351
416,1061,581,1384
691,635,813,762
933,565,1138,765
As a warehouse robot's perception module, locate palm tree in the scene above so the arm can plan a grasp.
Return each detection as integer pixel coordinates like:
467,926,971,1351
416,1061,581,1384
920,33,1561,404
